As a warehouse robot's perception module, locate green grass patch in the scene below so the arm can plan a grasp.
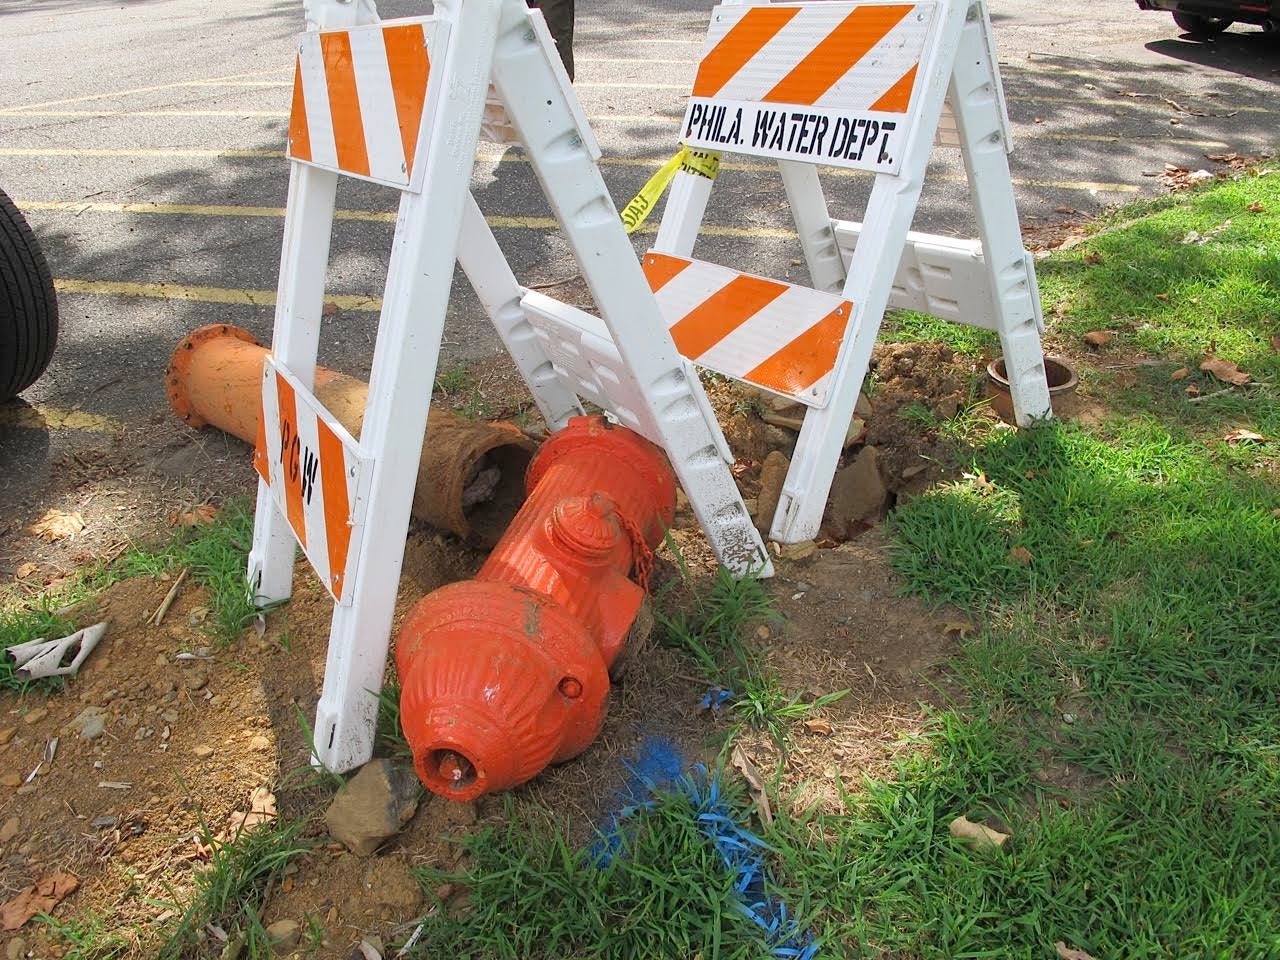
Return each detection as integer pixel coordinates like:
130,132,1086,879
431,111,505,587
654,563,846,748
154,812,314,960
412,789,772,960
1039,170,1280,374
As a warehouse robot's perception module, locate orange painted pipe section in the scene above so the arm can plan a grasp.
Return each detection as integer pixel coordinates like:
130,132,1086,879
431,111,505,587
395,416,677,801
165,323,536,545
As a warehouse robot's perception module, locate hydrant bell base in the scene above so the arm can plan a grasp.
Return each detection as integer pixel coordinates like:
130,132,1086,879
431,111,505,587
396,416,677,801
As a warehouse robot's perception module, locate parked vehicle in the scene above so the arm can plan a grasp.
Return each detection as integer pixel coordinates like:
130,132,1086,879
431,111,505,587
0,186,58,403
1136,0,1280,37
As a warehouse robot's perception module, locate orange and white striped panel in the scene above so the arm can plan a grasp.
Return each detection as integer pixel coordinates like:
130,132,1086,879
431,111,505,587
643,252,856,407
254,358,372,604
681,1,937,174
287,18,440,190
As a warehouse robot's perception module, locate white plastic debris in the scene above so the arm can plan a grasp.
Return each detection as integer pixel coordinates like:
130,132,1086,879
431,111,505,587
5,621,108,679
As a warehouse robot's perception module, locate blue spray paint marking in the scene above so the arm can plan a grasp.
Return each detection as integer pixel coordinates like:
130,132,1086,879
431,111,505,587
591,737,818,959
698,687,736,712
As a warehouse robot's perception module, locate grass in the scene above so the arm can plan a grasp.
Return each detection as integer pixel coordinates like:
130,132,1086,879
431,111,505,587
39,911,133,960
153,811,314,960
411,789,772,960
654,563,846,749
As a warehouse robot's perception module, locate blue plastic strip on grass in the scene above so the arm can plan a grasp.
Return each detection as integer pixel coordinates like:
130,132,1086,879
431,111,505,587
593,738,818,960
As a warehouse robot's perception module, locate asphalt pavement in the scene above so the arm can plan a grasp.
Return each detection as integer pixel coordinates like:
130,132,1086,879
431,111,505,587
0,0,1277,513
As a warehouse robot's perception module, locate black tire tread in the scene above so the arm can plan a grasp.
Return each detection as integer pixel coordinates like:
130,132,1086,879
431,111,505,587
0,185,58,402
1171,11,1233,35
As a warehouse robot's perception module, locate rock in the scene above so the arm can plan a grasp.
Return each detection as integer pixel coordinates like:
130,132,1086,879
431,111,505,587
0,816,19,843
160,710,179,724
763,425,797,455
760,410,805,432
71,706,108,741
842,416,867,451
361,854,424,917
185,670,208,691
0,727,15,746
755,451,790,535
248,735,271,752
192,745,215,759
324,759,421,856
6,937,26,960
22,707,48,726
827,446,888,533
775,540,816,561
264,919,301,953
854,391,873,418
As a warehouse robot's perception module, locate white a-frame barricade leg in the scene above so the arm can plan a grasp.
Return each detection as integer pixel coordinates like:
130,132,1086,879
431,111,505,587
248,0,771,773
652,0,1053,545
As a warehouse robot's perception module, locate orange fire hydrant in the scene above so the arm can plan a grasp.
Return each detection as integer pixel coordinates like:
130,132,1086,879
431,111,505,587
395,415,676,801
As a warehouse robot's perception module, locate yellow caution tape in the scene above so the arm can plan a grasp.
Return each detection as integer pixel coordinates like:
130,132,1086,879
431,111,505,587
620,146,721,234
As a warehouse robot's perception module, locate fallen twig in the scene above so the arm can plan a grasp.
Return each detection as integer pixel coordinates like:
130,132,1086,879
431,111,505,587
149,567,189,626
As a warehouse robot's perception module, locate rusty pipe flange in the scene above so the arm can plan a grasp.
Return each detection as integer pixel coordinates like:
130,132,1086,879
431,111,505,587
411,414,536,547
166,323,262,428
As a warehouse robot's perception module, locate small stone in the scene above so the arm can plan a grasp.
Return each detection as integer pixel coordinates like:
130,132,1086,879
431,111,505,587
152,678,176,696
0,727,16,746
854,391,873,418
186,671,208,691
826,446,888,534
264,919,301,953
161,710,179,724
0,816,19,843
760,410,805,432
21,708,48,726
763,424,797,455
71,706,108,741
2,772,23,788
776,540,816,561
1063,713,1077,725
755,625,771,641
193,745,215,759
754,451,791,535
248,735,271,752
842,416,867,450
324,759,421,856
6,937,26,960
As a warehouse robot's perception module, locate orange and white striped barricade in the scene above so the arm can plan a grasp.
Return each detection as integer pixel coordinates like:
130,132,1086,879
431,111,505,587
652,0,1053,545
249,0,770,774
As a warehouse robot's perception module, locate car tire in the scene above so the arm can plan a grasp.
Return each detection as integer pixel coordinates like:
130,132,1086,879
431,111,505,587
0,186,58,403
1171,11,1233,36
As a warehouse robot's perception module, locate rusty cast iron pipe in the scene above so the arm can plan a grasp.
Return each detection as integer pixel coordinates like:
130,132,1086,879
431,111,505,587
165,324,536,546
395,415,677,801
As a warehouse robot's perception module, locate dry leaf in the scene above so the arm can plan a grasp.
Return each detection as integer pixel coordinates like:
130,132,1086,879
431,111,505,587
1054,205,1077,215
27,510,85,542
1082,251,1103,265
322,302,340,317
1270,336,1280,354
1155,292,1170,301
948,816,1010,850
1247,202,1265,213
0,872,80,931
1083,330,1113,348
170,504,219,527
1055,944,1098,960
1185,384,1201,396
1223,429,1266,445
943,621,976,638
1010,546,1034,566
1199,357,1252,386
730,745,773,826
802,718,833,736
14,562,37,580
225,787,277,839
1170,367,1190,381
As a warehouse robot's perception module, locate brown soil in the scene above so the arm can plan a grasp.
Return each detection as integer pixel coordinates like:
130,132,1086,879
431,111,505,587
1,339,980,958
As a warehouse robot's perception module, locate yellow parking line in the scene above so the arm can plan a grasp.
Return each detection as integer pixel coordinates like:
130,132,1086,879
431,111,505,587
22,200,797,239
0,67,292,114
1005,93,1276,115
1,109,291,119
53,279,382,312
7,144,1140,193
0,147,283,159
0,404,121,434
